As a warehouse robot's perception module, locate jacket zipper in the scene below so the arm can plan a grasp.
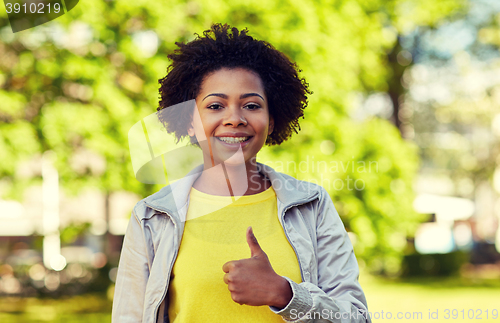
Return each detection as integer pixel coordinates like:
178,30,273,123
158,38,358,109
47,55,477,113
279,193,318,283
144,203,181,323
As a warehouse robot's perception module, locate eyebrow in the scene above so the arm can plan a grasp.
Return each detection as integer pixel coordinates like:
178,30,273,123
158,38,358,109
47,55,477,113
202,93,265,101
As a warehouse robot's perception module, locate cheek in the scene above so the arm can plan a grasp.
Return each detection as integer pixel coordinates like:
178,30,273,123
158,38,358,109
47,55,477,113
190,109,210,136
257,122,271,140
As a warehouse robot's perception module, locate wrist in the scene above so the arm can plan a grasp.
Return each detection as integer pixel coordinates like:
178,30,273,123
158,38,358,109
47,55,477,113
270,276,293,309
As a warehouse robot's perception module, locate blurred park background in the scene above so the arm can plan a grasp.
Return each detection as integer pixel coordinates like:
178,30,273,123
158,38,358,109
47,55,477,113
1,0,500,321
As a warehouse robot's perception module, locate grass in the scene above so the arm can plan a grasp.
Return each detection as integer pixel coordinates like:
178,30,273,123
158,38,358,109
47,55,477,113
0,293,112,323
360,273,500,322
0,275,499,322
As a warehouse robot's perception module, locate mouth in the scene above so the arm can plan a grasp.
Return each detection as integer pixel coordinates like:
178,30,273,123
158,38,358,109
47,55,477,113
215,136,252,144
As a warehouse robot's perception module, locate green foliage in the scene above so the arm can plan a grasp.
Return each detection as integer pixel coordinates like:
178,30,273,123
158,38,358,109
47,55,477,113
60,222,92,245
0,0,465,274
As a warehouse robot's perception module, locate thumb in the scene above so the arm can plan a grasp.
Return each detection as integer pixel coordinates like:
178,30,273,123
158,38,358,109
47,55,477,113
246,226,264,258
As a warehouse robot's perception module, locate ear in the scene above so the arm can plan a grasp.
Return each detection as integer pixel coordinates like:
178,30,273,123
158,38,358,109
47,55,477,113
268,116,274,136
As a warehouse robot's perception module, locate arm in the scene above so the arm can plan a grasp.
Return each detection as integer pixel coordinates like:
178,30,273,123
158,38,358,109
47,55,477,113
111,208,150,323
271,187,370,323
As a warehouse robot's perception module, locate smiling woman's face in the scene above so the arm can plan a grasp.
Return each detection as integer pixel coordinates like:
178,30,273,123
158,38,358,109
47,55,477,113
188,68,274,167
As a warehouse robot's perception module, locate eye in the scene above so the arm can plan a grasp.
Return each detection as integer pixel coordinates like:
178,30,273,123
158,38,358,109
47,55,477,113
244,104,261,110
207,103,223,110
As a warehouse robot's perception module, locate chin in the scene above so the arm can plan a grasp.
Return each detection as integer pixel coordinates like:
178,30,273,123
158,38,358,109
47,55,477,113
223,156,249,167
216,151,248,167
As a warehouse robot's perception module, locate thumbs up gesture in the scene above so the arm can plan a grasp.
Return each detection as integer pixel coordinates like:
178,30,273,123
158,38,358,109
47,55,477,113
222,227,293,308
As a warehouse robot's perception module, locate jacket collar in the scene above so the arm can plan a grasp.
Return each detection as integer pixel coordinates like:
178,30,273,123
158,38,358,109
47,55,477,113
143,162,319,220
257,162,319,206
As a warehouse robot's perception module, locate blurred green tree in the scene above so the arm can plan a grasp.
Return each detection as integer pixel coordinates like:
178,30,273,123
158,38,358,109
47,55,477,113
0,0,465,274
403,1,500,196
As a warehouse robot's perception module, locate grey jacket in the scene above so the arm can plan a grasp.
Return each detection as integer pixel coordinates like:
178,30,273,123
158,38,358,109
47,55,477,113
112,163,370,323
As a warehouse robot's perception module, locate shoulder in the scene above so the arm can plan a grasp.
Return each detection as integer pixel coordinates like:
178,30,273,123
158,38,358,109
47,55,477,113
259,163,326,204
132,185,175,221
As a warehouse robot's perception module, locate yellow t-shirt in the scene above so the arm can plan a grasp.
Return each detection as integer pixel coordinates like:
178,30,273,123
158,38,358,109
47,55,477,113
167,186,302,323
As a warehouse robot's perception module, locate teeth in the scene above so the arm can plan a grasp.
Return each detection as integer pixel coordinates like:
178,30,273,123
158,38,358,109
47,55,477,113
217,137,249,144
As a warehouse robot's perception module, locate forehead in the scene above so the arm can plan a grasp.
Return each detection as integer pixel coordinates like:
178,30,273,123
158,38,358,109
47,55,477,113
198,67,265,96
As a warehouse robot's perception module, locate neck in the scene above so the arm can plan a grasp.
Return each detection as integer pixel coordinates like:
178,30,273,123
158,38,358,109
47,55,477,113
193,158,269,196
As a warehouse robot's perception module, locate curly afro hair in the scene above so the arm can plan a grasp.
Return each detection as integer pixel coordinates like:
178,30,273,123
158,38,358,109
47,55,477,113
157,23,311,146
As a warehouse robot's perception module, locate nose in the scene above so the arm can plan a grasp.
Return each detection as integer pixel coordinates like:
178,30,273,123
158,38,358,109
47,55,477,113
223,106,247,127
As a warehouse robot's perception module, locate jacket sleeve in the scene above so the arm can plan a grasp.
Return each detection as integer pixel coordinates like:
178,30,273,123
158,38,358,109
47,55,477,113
271,187,370,323
112,208,150,323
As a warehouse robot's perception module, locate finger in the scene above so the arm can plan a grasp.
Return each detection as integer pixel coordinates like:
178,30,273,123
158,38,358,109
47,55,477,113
246,226,264,257
222,261,233,273
223,273,230,285
231,293,244,305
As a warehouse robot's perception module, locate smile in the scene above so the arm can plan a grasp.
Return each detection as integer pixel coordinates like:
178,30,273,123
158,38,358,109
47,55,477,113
216,136,251,144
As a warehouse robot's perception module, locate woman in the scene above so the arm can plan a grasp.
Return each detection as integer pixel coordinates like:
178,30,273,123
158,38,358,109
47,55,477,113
112,23,370,323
